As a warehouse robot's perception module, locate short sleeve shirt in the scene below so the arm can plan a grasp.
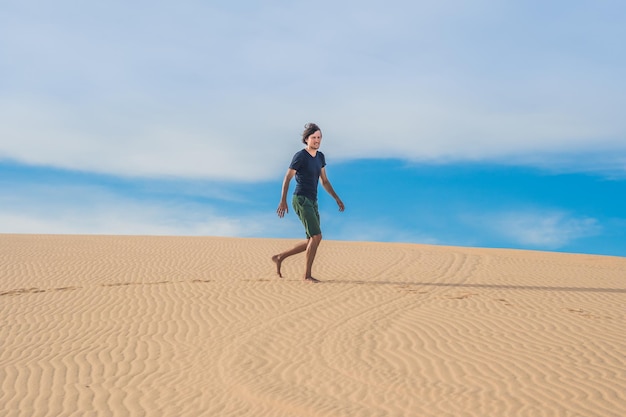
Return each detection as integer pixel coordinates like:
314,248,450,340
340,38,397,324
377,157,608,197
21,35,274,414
289,149,326,201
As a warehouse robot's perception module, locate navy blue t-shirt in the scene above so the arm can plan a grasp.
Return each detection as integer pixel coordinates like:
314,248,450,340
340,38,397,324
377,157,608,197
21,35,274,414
289,149,326,201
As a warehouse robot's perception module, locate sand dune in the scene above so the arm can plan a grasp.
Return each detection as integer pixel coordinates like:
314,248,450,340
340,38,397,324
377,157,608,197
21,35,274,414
1,234,624,417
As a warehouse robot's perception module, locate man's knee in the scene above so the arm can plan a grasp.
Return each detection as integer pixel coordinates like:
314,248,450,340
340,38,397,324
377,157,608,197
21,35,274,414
310,233,322,243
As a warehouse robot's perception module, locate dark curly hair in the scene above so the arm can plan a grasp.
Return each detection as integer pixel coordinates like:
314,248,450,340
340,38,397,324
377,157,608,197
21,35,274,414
301,122,321,144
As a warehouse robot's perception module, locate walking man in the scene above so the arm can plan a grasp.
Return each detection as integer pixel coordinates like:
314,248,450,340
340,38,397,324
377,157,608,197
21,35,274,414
273,123,345,282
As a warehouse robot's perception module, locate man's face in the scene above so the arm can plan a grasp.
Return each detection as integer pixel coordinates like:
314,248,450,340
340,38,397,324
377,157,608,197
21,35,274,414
306,130,322,149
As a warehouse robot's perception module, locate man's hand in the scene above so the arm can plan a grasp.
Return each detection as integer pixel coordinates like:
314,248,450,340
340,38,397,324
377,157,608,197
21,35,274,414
336,199,345,212
276,201,289,218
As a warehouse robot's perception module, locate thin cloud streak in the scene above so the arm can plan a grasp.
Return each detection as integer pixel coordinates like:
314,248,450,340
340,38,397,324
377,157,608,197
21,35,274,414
0,180,278,237
0,197,274,238
487,211,602,249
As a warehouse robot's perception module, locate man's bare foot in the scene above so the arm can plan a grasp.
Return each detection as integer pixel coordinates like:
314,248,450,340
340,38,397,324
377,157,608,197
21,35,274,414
272,255,283,278
304,276,320,283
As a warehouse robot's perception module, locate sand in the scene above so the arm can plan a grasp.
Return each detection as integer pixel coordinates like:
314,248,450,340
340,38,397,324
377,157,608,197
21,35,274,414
1,234,624,417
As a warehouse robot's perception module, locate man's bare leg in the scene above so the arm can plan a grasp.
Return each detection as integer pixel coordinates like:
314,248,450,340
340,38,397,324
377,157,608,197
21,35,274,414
304,234,322,282
272,241,308,277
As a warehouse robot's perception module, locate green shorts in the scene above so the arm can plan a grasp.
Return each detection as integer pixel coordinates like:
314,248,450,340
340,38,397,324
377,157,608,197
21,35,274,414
292,194,321,238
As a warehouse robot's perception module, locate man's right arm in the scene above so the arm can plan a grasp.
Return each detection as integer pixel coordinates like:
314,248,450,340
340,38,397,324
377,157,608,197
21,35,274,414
277,168,296,218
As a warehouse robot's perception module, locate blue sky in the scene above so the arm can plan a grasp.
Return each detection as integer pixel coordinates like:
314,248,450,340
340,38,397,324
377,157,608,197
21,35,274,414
1,1,625,257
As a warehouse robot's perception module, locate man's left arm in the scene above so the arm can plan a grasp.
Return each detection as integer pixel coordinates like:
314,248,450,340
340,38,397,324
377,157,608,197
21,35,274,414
320,167,345,212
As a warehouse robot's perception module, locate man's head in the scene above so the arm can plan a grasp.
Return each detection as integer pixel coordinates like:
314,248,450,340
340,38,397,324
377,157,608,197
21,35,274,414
302,123,322,145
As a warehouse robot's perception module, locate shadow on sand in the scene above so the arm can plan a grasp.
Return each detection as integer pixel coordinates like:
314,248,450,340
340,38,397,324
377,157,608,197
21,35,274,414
322,279,626,294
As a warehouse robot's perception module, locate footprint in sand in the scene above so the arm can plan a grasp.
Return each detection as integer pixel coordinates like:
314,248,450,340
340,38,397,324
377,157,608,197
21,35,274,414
396,285,428,295
445,292,477,300
0,286,78,296
563,307,608,320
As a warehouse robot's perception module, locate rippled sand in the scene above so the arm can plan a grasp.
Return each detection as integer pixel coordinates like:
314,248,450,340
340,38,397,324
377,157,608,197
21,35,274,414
1,234,625,416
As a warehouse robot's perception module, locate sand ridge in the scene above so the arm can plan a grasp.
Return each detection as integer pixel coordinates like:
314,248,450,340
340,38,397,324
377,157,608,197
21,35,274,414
1,234,625,416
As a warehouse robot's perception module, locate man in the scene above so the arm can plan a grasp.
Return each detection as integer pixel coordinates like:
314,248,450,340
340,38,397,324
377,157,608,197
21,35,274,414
272,123,345,282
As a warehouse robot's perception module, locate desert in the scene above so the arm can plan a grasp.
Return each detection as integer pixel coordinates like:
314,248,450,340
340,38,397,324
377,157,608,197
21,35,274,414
1,234,625,416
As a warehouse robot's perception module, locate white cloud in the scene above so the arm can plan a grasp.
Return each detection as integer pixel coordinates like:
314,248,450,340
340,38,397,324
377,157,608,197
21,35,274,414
329,217,440,245
487,210,602,249
1,0,625,180
0,183,280,237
